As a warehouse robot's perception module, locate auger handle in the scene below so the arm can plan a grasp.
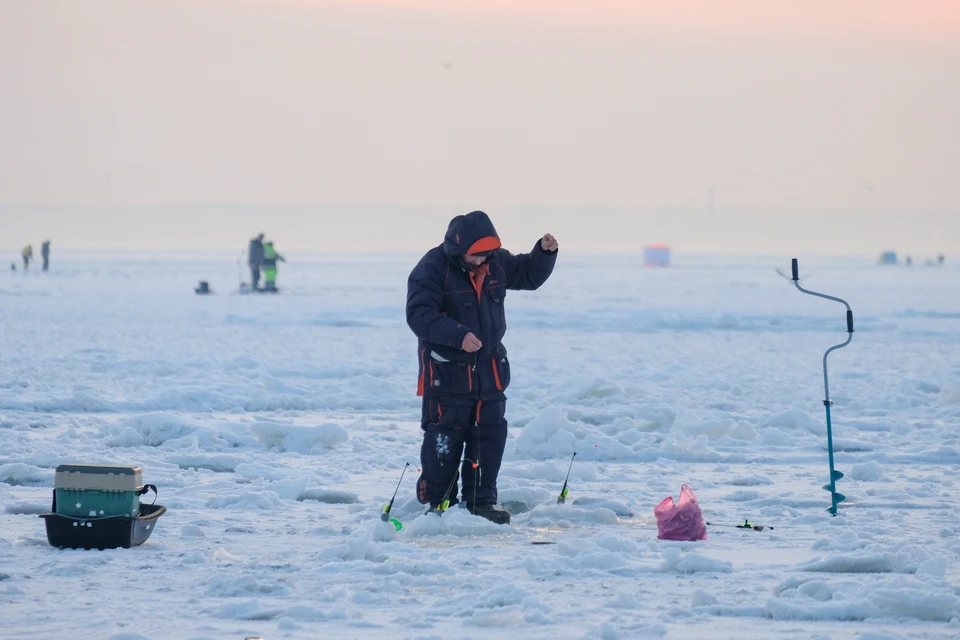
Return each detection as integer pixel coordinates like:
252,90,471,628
791,258,799,281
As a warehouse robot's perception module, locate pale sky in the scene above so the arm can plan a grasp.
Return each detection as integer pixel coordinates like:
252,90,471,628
1,0,957,252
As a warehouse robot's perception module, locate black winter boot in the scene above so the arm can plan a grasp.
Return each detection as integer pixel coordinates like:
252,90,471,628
467,503,511,525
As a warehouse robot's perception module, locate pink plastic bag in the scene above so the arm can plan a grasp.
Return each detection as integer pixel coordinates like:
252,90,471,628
654,484,707,541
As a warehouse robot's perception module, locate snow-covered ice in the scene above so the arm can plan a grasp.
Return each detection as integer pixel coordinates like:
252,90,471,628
2,251,960,639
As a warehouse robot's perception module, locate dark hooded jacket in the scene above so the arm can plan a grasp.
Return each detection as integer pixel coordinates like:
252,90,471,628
248,236,265,267
406,211,557,401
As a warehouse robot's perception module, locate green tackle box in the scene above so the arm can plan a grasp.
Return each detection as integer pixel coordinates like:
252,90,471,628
54,464,142,518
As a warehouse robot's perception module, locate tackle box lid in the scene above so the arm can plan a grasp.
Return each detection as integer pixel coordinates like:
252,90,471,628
55,464,142,491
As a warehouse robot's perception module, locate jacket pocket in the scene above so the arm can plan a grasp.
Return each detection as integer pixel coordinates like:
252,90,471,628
428,351,475,394
491,344,510,392
426,399,474,430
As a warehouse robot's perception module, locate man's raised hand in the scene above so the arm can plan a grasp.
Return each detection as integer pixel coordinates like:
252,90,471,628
541,234,558,252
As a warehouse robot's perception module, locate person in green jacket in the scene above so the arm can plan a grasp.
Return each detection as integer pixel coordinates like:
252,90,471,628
262,241,286,290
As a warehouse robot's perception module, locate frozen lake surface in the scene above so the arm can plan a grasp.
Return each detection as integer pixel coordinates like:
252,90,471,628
2,251,959,639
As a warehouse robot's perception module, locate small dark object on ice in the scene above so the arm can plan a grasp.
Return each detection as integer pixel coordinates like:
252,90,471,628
195,281,211,295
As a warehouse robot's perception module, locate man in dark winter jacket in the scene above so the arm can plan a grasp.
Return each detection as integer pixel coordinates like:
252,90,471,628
248,233,265,289
406,211,558,524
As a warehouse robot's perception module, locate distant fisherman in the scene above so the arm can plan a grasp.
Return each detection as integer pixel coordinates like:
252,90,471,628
21,244,32,270
262,241,285,291
406,211,558,524
41,240,51,271
248,233,265,290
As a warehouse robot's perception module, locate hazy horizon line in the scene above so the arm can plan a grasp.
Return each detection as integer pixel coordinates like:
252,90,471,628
0,246,941,259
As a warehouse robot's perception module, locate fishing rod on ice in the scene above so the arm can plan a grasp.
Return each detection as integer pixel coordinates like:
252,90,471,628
557,452,577,504
706,520,774,532
787,258,855,516
381,462,413,530
237,249,250,292
428,456,477,517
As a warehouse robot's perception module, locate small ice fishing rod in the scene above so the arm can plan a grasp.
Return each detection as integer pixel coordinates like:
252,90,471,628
557,452,577,504
430,457,476,516
706,520,774,532
237,250,245,290
381,462,411,523
790,258,854,516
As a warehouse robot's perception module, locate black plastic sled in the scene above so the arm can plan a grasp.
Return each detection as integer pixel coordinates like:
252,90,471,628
40,491,166,550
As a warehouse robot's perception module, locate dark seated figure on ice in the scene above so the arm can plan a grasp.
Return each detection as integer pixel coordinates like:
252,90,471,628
406,210,558,525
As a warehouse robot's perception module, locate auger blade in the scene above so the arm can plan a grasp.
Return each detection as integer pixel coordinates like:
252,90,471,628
831,470,845,481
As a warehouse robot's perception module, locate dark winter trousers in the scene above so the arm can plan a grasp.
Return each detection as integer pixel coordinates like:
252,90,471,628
418,397,508,509
250,265,260,289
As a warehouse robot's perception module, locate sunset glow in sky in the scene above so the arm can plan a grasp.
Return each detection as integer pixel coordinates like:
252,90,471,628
288,0,960,38
1,0,957,251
